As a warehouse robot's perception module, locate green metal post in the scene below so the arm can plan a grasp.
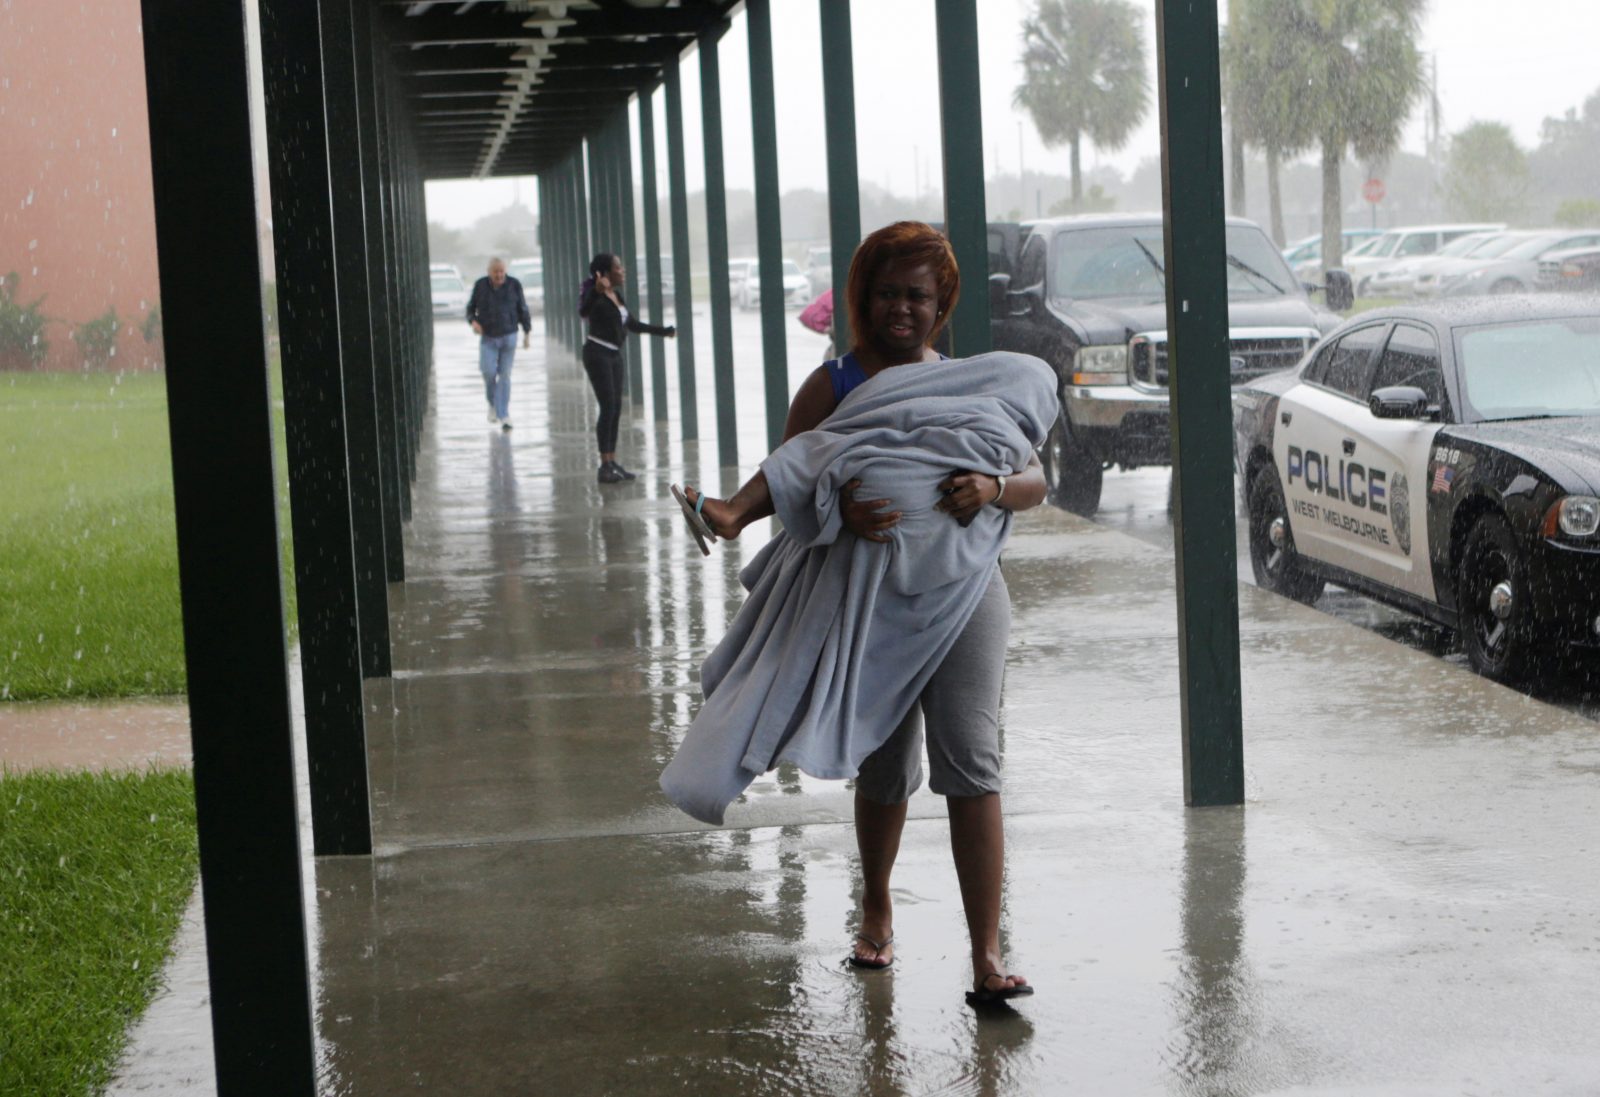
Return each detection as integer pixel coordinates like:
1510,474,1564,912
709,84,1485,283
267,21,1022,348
746,0,790,451
819,0,860,353
700,23,738,467
638,83,669,421
1156,0,1245,807
664,57,699,440
619,108,643,408
934,0,992,357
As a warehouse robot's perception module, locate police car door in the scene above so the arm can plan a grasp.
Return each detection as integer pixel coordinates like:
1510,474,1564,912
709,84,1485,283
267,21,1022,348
1347,323,1449,600
1273,322,1390,574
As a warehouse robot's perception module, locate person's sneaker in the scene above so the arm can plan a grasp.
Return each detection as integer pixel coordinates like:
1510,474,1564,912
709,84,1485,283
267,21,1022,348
486,407,499,424
597,462,626,484
500,419,512,430
606,460,637,481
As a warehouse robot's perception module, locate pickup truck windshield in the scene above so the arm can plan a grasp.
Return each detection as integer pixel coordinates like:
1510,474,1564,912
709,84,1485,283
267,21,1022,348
1457,317,1600,420
1049,225,1299,302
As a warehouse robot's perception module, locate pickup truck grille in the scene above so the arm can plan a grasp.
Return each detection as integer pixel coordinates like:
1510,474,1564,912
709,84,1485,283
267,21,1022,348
1130,333,1313,388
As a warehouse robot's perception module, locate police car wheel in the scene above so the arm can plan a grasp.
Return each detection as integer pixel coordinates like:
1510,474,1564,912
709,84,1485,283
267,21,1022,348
1041,419,1102,517
1247,468,1324,605
1458,514,1535,683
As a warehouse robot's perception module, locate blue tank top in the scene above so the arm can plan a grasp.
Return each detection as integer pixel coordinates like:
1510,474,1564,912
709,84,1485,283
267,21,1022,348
826,352,869,402
826,351,950,403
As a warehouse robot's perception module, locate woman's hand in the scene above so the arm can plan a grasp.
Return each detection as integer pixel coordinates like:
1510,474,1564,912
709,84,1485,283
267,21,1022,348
596,272,612,292
841,479,900,543
664,326,677,339
936,471,1001,525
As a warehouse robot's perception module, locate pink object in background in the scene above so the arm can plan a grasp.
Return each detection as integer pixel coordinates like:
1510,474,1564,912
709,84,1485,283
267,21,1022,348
798,289,833,335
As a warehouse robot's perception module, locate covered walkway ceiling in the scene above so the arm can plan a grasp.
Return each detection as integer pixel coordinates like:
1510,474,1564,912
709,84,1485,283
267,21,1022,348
388,0,738,179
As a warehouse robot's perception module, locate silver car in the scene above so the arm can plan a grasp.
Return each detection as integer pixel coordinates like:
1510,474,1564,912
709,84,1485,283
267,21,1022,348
1435,230,1600,297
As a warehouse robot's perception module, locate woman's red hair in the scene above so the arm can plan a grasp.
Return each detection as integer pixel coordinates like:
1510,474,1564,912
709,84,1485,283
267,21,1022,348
845,221,961,354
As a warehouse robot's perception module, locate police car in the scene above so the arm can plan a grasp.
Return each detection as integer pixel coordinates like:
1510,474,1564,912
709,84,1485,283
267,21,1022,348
1232,297,1600,682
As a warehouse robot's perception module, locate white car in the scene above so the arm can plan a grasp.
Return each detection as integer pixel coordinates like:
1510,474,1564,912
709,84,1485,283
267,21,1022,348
1282,229,1383,282
430,270,469,317
1365,231,1510,299
740,258,810,310
1342,223,1505,297
507,257,543,314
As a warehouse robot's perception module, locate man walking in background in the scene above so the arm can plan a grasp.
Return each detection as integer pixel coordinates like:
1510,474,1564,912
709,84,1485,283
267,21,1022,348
467,257,531,429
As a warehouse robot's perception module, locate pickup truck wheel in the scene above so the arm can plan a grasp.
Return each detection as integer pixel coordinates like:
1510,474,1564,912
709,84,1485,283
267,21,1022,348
1041,419,1103,516
1457,514,1536,684
1246,468,1324,604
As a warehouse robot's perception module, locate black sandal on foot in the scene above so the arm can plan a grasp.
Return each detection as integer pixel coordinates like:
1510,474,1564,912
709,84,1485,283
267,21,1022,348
847,932,894,970
965,972,1034,1006
670,484,716,556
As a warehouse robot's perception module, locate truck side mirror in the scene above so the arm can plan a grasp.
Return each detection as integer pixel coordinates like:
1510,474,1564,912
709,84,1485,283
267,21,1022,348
1005,283,1043,318
1324,269,1355,312
988,272,1010,319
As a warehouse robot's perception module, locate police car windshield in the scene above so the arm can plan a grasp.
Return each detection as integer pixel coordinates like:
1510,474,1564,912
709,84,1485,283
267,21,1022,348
1457,317,1600,420
1050,225,1297,302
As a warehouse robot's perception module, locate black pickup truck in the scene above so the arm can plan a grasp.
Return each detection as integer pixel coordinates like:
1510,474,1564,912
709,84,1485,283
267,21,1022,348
985,214,1351,515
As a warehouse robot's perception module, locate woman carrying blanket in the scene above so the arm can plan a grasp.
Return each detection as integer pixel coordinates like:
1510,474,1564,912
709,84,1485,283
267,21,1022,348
673,222,1047,1007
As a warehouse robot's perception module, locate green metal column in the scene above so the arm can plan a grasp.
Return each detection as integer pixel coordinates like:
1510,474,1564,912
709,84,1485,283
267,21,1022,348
699,23,738,467
320,0,391,680
137,0,317,1085
574,144,593,298
638,83,669,421
258,0,373,857
563,152,582,348
351,0,405,579
934,0,992,357
746,0,789,452
1156,0,1245,807
551,159,570,349
664,57,699,440
819,0,861,353
618,109,644,408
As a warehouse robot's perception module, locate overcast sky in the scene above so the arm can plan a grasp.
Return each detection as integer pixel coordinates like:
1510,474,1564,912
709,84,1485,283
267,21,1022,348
424,0,1600,228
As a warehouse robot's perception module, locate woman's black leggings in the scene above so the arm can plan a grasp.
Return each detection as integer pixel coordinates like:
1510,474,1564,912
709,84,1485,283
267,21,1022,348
581,340,625,454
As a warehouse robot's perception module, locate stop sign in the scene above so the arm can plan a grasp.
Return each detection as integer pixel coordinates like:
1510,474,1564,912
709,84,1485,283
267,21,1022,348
1362,178,1386,204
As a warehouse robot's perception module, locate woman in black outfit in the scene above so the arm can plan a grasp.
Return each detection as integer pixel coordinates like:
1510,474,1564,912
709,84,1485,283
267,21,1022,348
578,253,675,483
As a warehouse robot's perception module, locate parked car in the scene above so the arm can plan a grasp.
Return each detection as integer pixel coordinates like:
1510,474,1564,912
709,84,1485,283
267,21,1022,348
507,257,543,313
1343,223,1506,296
728,257,758,304
1282,228,1384,281
1232,296,1600,682
1537,245,1600,292
430,269,469,317
738,258,809,310
1434,230,1600,298
1365,231,1509,299
988,213,1348,516
635,252,675,305
429,261,461,280
805,245,832,298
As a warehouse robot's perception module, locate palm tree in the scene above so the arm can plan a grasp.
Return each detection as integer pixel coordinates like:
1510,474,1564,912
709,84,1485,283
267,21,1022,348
1272,0,1426,270
1014,0,1149,210
1222,0,1317,246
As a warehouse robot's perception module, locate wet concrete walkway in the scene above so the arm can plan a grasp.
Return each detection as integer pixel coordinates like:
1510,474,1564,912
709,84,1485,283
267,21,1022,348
117,318,1600,1094
302,322,1600,1095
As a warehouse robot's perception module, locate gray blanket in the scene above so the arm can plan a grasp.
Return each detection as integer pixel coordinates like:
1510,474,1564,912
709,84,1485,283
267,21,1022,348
659,352,1057,824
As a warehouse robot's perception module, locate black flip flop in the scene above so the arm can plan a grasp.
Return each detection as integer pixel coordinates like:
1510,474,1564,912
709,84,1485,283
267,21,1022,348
670,484,716,557
847,932,894,970
965,972,1034,1006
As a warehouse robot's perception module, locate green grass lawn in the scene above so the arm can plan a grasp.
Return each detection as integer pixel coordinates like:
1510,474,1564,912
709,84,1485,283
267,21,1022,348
0,369,293,701
0,768,199,1096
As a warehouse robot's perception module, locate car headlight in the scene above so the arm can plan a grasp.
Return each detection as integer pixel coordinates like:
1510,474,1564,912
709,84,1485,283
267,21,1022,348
1070,344,1128,386
1544,495,1600,538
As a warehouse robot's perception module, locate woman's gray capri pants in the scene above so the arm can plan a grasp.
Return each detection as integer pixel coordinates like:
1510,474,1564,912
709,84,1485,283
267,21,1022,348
855,567,1009,803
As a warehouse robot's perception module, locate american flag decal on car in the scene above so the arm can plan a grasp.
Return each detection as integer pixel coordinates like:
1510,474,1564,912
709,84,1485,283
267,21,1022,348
1430,464,1455,494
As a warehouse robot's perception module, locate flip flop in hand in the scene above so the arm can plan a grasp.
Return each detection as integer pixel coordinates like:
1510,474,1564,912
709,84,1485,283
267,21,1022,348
670,484,716,557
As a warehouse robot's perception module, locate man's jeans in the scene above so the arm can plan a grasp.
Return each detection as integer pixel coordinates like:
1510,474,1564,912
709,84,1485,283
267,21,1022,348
479,332,517,420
